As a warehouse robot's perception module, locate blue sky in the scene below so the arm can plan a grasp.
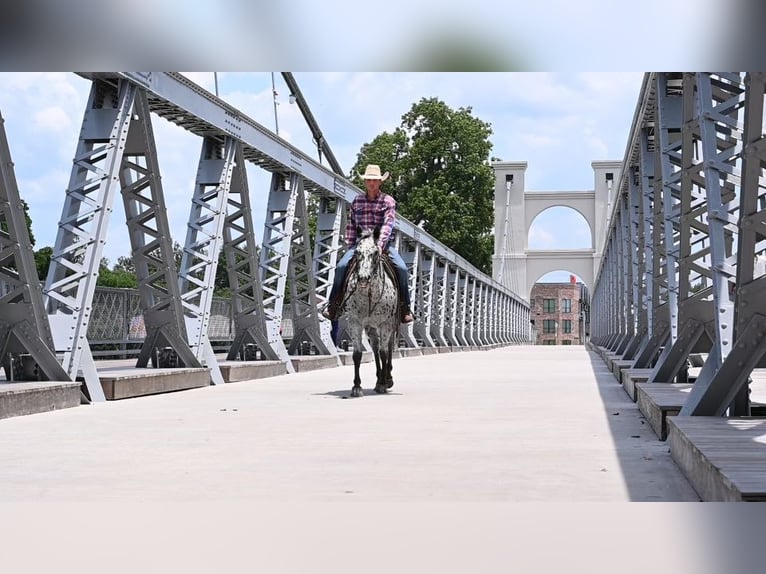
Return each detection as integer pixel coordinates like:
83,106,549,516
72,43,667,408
0,72,643,285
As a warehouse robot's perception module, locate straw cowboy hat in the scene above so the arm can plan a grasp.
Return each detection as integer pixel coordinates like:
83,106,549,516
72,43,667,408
357,164,389,182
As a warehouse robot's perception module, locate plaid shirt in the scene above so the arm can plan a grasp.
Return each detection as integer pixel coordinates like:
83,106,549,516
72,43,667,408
345,192,397,249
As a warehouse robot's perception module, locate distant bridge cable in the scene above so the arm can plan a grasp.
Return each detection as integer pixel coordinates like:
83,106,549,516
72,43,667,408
498,174,519,295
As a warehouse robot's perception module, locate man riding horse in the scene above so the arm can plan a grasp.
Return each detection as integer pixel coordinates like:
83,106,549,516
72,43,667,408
322,164,414,324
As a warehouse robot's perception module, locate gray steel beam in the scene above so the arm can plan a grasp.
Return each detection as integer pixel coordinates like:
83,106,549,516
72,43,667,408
0,111,73,387
178,136,237,385
622,168,646,359
259,172,300,371
399,237,420,348
682,72,763,416
632,126,662,367
456,269,469,346
444,265,459,346
652,74,744,384
311,194,344,346
413,248,436,347
491,289,498,344
616,193,633,354
481,283,490,345
468,277,478,346
658,73,683,353
224,142,280,362
646,73,686,381
286,173,338,359
119,90,201,371
692,73,743,375
432,258,449,347
475,281,486,346
45,79,138,402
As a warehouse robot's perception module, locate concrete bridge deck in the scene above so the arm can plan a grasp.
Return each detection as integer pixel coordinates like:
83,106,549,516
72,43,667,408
0,346,697,502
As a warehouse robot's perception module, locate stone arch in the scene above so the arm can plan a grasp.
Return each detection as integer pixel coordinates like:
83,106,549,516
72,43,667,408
491,160,621,301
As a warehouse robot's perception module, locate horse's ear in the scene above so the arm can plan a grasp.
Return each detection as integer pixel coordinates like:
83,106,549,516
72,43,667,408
356,225,362,238
373,225,381,241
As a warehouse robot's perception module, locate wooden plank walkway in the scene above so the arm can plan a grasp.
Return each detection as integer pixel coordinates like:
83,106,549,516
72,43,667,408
621,368,652,401
636,373,766,441
596,346,766,500
636,383,692,440
668,416,766,501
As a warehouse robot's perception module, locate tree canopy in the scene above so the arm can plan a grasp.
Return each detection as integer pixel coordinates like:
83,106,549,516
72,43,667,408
350,97,495,273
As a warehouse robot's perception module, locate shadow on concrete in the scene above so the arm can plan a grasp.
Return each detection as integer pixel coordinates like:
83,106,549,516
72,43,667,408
586,348,700,501
315,389,403,399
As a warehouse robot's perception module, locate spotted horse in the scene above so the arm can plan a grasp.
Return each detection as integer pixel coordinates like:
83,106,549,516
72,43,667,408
339,227,399,397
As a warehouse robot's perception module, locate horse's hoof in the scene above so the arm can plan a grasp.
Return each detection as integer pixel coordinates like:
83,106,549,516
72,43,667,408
350,386,363,398
386,379,394,389
374,384,388,394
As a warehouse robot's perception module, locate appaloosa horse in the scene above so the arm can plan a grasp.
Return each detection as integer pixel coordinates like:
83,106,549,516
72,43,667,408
341,227,399,397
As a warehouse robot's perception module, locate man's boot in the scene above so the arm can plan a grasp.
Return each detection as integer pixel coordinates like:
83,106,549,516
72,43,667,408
322,294,342,321
400,302,414,324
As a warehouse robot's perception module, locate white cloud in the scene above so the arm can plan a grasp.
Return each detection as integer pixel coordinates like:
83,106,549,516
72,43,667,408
528,226,555,249
33,106,71,132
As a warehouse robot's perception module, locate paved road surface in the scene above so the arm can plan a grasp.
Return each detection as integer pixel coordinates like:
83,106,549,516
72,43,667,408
0,345,699,502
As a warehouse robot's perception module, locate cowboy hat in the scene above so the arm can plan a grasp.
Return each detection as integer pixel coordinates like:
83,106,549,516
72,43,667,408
357,164,390,182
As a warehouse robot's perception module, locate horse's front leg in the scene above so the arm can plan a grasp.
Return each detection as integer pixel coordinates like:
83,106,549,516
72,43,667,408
368,329,384,391
367,329,386,393
350,330,364,397
375,345,389,394
351,349,363,397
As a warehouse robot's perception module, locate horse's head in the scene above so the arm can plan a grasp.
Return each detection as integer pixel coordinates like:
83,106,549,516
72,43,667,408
354,226,381,289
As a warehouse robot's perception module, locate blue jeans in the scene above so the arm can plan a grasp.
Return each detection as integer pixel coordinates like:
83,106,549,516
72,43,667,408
329,245,411,308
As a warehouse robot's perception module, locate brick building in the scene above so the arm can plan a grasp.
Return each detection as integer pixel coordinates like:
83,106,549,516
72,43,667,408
530,280,589,345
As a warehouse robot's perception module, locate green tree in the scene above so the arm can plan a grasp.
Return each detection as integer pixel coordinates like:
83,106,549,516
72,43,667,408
350,97,495,273
214,249,231,297
114,255,135,274
22,199,35,246
97,257,138,288
2,199,38,275
34,246,53,280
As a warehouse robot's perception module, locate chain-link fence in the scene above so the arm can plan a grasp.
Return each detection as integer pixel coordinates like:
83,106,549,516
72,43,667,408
3,283,295,359
88,287,236,358
86,287,295,359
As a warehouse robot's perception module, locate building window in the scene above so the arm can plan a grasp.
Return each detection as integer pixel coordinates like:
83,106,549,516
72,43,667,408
562,298,572,313
562,340,572,345
543,339,556,345
543,319,556,334
543,298,556,313
563,320,572,333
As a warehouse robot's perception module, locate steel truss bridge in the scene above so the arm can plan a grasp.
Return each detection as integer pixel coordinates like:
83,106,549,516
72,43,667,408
591,72,766,418
0,72,531,402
